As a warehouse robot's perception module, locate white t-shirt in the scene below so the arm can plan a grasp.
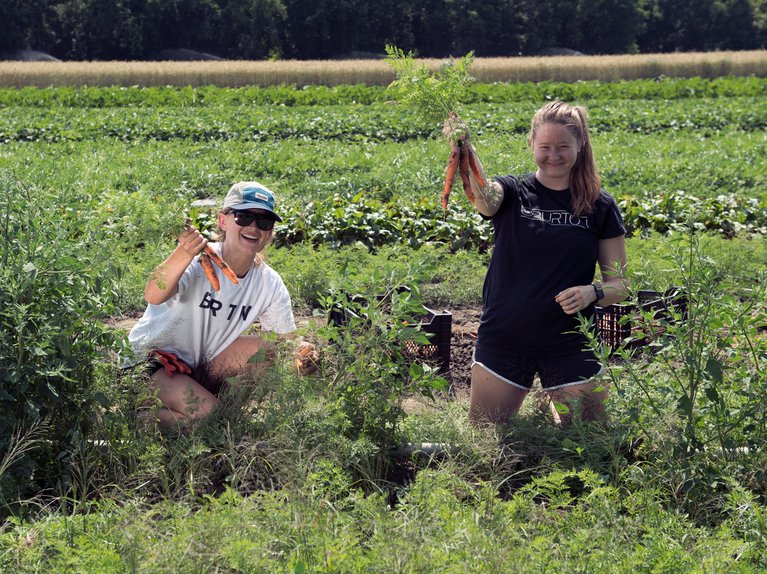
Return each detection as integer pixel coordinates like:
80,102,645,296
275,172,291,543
126,242,296,368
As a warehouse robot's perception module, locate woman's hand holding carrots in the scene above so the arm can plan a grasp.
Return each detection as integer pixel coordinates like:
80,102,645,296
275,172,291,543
177,227,208,257
441,112,487,209
145,226,208,305
175,226,240,292
442,111,469,144
293,341,319,375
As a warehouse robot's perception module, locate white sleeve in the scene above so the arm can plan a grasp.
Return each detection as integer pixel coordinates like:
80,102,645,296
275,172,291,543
258,274,297,334
176,255,200,299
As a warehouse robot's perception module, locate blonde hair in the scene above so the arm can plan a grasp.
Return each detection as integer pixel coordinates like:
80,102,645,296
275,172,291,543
529,101,601,216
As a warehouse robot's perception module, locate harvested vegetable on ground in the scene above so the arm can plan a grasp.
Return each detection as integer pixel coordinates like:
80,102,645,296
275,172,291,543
293,341,320,375
386,45,476,210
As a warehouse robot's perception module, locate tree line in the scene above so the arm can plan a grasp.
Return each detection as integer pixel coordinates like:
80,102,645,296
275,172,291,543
2,0,766,61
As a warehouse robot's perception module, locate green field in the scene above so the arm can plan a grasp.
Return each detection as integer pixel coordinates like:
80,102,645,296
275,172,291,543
0,77,766,572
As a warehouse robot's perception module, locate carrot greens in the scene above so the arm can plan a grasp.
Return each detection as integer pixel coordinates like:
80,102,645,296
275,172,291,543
385,45,475,130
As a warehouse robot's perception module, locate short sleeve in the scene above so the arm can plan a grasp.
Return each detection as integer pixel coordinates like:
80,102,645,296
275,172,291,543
490,174,523,219
597,191,627,239
259,275,297,335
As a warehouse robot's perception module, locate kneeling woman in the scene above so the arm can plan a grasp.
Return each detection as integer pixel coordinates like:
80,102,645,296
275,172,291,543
126,181,314,426
446,101,629,424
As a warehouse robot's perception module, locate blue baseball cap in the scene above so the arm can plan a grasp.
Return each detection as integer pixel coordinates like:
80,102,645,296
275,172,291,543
222,181,282,221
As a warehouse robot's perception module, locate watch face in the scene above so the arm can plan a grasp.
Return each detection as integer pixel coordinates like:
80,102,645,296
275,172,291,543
594,284,604,299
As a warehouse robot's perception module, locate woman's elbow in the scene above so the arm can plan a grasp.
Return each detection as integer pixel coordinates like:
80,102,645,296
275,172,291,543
144,286,171,306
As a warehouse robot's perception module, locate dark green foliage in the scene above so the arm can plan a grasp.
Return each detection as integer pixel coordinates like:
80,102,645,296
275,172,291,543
320,279,449,460
0,172,124,506
638,0,759,52
2,0,765,60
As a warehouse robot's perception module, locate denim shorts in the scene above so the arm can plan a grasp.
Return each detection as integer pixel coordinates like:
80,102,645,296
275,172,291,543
472,345,603,391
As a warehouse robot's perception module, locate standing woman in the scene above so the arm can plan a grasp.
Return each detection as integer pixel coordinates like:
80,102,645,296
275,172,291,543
126,181,315,427
447,101,629,424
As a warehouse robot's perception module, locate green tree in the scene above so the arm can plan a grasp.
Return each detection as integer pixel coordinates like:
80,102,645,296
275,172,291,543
0,0,52,54
217,0,287,59
708,0,758,49
523,0,581,54
142,0,222,57
754,0,767,46
575,0,643,53
49,0,144,59
638,0,758,52
281,0,351,58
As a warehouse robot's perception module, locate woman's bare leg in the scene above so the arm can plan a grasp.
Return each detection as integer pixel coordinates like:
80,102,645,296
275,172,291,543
546,381,608,425
149,369,219,424
470,363,529,424
206,334,273,381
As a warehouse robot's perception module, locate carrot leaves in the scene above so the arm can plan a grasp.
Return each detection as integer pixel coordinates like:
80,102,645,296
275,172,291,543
385,45,475,130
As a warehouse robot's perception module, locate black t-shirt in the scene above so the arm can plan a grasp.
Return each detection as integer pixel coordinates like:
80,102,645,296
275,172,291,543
476,173,627,355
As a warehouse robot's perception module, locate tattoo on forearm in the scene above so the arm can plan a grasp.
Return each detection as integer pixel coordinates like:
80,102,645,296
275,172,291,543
476,180,503,210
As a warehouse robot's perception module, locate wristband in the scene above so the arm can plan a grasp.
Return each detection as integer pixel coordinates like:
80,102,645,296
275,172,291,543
593,282,605,302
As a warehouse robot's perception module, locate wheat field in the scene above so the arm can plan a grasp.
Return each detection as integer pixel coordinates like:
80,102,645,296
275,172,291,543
0,50,766,87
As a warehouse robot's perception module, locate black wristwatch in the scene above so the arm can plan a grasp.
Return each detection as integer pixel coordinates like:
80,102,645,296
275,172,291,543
593,282,605,302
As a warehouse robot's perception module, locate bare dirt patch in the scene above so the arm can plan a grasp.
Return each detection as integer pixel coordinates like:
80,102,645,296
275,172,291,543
442,305,481,392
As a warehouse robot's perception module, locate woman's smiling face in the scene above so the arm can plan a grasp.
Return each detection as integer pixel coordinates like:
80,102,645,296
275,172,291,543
220,209,273,254
531,122,580,189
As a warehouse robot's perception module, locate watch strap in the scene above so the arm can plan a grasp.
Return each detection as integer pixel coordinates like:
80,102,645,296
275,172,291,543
593,282,605,301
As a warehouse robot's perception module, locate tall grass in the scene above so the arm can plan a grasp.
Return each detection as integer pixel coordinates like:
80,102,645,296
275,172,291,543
1,50,766,88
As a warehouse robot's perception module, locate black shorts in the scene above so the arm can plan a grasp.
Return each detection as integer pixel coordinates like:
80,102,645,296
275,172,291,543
473,345,603,391
141,359,226,396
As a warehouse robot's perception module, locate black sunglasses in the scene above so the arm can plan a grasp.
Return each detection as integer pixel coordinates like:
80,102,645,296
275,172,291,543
230,210,276,231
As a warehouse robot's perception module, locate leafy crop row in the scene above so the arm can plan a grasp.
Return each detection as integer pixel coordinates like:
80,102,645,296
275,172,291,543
268,190,767,252
2,97,767,146
1,76,766,108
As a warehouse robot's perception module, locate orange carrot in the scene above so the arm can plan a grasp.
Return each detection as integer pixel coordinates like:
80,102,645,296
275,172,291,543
466,145,487,188
441,143,460,210
203,245,239,285
199,253,220,291
458,143,475,205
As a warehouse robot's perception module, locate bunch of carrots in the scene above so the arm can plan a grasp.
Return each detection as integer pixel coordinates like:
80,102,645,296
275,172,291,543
441,112,485,210
384,46,481,212
183,210,240,292
198,245,238,292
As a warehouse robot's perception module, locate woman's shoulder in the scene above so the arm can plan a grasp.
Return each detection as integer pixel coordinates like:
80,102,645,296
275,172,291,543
494,173,535,190
596,188,621,209
249,260,286,285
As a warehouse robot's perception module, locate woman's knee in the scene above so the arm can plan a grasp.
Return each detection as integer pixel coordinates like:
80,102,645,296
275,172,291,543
208,335,273,379
470,364,528,423
149,371,218,420
547,382,608,423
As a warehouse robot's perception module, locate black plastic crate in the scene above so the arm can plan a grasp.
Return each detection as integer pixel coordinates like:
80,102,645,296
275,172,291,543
328,295,452,374
401,307,452,374
595,287,688,351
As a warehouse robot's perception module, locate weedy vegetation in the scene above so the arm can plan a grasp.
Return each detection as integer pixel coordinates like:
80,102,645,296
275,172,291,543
0,67,765,571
